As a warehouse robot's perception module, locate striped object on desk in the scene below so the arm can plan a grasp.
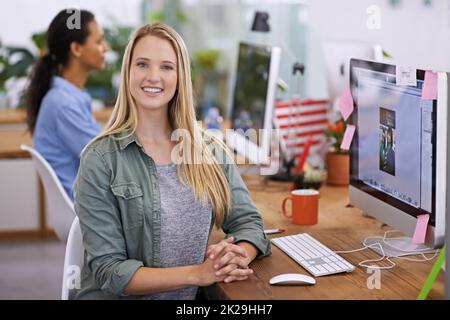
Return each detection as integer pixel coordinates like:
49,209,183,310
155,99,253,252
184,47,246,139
273,99,329,159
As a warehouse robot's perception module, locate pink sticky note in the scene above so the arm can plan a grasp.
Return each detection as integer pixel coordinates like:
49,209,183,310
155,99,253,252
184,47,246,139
339,88,354,121
422,71,437,100
412,214,430,244
340,124,355,151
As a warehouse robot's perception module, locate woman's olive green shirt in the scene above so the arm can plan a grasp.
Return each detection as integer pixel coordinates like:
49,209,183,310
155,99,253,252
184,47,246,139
73,132,271,299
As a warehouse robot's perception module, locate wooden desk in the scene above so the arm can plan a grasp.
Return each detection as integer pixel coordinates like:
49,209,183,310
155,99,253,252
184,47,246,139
207,180,445,300
0,128,32,158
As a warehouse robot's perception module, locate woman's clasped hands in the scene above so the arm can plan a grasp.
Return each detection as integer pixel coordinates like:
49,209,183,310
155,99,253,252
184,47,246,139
197,236,253,286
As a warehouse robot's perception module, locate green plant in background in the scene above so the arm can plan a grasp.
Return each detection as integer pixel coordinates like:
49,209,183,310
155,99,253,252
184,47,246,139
191,49,220,84
31,31,46,56
294,169,323,190
191,49,223,120
304,169,323,183
382,49,392,59
0,31,49,108
193,50,220,71
0,35,39,107
147,10,165,23
0,41,9,92
0,31,46,90
0,42,35,93
146,9,189,25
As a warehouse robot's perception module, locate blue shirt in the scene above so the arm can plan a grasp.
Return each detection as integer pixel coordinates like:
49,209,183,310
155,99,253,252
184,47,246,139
34,76,100,200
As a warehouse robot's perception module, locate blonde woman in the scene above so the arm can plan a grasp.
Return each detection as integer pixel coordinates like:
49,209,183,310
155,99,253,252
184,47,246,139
73,23,270,300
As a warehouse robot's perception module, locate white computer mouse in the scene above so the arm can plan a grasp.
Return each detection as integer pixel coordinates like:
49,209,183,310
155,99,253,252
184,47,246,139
269,273,316,286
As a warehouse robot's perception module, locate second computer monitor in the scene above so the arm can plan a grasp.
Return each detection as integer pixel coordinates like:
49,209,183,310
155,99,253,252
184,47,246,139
226,42,281,164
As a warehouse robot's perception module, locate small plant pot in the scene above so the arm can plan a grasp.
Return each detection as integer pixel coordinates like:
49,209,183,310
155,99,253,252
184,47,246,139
326,152,349,185
293,172,323,190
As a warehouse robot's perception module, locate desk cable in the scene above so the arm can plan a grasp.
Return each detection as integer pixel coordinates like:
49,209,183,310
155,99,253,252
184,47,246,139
334,230,440,270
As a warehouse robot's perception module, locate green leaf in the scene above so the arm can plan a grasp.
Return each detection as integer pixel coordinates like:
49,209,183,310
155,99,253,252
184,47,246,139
193,50,220,71
5,47,36,77
175,10,189,24
31,31,47,51
147,11,165,23
382,49,392,58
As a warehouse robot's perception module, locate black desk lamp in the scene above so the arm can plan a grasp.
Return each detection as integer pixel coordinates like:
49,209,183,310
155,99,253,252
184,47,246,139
251,11,270,32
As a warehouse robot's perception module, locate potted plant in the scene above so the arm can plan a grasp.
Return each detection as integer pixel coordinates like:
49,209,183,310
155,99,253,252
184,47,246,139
325,118,349,185
293,169,324,190
0,36,38,109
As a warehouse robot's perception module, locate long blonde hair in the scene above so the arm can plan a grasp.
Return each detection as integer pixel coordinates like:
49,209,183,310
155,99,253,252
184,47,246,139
97,23,232,227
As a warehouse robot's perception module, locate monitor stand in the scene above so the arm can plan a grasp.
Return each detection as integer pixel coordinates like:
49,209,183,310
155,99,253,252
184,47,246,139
365,237,435,257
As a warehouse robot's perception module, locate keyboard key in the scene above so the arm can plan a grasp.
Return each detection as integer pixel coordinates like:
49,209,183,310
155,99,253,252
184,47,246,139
336,261,348,270
342,260,355,270
329,262,340,270
315,265,327,273
322,264,334,272
309,266,320,273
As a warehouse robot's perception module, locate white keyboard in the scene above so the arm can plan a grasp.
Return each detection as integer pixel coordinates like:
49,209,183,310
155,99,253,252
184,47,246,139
271,233,355,277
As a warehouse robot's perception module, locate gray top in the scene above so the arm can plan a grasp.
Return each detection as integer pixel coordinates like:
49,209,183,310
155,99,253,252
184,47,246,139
144,163,212,300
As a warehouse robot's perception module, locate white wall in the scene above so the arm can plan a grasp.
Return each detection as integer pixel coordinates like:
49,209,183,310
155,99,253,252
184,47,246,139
0,0,142,50
0,159,39,231
2,0,450,99
304,0,450,98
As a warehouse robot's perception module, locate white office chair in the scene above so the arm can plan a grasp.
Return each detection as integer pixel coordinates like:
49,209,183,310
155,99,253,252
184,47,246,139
61,216,84,300
20,144,75,242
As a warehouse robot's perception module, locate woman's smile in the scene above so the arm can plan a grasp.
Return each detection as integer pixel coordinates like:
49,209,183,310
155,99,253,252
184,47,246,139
142,86,164,97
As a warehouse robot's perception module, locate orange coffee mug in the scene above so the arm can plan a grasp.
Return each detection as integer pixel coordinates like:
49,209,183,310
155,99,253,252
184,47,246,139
281,189,319,225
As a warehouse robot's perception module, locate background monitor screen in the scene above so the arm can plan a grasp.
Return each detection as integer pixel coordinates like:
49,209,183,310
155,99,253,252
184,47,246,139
350,61,436,225
230,42,273,143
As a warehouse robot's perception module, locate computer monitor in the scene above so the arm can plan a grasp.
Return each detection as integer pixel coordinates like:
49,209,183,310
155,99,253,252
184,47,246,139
349,58,448,255
226,42,281,164
322,40,383,109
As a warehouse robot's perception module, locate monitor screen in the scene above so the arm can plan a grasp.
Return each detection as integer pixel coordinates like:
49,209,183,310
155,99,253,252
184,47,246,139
226,42,280,165
230,42,273,143
350,61,436,226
